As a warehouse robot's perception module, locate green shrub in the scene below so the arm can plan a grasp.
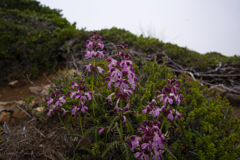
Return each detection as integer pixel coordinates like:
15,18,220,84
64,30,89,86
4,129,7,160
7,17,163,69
0,0,62,16
22,95,35,104
0,8,77,81
46,58,239,159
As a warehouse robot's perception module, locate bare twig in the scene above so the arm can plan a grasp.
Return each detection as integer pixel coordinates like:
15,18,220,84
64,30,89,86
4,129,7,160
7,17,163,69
160,51,183,70
206,83,240,94
33,126,46,138
24,74,40,89
23,118,36,138
24,74,46,96
43,73,53,84
3,121,11,134
17,105,31,118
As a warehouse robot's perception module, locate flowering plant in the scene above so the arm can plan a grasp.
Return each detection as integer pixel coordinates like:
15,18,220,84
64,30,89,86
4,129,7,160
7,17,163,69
104,44,139,142
84,31,106,118
129,120,166,160
45,90,67,116
44,32,186,160
129,79,184,159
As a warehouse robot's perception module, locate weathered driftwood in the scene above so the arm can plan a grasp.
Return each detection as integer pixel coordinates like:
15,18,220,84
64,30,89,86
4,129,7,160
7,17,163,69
153,51,240,95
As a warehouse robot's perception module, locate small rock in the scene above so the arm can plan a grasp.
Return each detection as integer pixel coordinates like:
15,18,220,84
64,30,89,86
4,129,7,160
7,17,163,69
33,107,44,112
62,69,82,77
39,144,44,148
41,84,51,96
31,107,44,116
29,100,37,108
29,86,42,94
9,80,19,87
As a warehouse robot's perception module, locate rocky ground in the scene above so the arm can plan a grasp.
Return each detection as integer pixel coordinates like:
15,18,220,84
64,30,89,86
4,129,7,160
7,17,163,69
0,69,82,125
0,72,55,125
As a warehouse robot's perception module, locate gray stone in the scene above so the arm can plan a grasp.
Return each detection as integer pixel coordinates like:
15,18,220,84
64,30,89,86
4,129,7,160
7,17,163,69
41,84,51,96
29,86,42,94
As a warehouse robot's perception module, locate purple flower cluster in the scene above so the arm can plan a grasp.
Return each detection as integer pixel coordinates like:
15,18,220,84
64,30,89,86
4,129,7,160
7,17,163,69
97,126,113,135
45,79,93,117
105,45,138,99
46,91,67,116
142,99,162,118
157,79,184,107
142,79,184,121
68,80,92,116
129,120,166,160
84,31,105,75
84,64,105,75
103,44,139,136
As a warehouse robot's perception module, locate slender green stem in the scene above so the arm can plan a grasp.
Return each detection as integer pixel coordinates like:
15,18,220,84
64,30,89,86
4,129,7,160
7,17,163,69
120,120,123,142
105,133,108,147
79,112,85,138
59,116,67,129
120,100,123,142
160,117,166,131
92,58,96,117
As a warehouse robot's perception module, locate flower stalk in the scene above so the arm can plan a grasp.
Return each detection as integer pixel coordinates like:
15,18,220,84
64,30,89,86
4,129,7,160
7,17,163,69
79,112,85,138
160,117,166,131
59,116,67,130
84,31,105,118
120,99,123,142
92,58,96,117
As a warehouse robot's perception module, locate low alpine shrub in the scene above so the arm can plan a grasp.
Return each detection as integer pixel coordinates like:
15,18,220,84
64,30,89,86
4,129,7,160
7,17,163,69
44,32,240,160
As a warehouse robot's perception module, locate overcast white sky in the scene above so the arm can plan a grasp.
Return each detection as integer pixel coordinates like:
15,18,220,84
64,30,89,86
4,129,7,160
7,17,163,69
38,0,240,57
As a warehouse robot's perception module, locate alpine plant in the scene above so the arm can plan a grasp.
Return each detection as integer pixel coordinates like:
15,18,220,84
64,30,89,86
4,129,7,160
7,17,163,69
45,80,92,118
129,120,166,160
44,32,186,159
130,79,184,159
142,79,184,121
45,90,67,116
104,44,139,142
69,80,92,116
84,31,106,76
105,44,138,108
84,31,106,117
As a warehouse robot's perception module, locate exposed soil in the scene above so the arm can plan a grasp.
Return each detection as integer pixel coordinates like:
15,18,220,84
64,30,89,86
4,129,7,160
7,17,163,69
0,71,56,102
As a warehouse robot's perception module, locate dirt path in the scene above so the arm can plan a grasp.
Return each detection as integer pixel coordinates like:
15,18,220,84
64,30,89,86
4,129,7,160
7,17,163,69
0,72,56,102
